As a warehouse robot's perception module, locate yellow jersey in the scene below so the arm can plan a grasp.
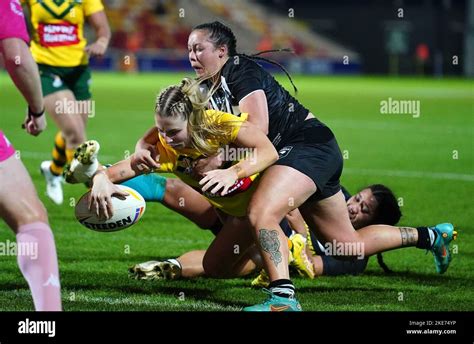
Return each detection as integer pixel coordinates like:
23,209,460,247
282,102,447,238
154,110,259,217
23,0,104,67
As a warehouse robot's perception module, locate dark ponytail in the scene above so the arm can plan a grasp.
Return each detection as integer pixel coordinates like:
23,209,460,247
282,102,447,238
193,21,298,94
240,49,298,94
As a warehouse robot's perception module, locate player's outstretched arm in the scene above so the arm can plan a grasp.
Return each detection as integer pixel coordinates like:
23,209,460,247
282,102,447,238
88,155,152,219
101,155,159,184
133,126,161,171
89,169,128,220
200,121,278,195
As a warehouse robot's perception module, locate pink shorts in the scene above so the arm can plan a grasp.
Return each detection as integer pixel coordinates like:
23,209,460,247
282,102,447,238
0,131,15,162
0,0,30,43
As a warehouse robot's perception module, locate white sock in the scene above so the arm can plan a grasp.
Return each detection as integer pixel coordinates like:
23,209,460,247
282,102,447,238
166,258,182,270
428,228,436,247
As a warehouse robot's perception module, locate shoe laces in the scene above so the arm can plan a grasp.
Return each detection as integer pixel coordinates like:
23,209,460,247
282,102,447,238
261,288,295,303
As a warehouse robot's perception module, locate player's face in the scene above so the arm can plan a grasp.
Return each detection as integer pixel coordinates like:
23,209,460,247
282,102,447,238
346,188,378,229
155,115,190,149
188,30,226,77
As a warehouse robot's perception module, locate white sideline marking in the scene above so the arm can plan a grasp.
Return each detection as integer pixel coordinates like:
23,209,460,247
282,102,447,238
6,290,239,310
74,295,238,310
344,167,474,182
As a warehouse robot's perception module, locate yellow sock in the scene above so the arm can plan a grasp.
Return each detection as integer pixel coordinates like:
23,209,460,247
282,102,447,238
50,132,66,176
65,148,75,163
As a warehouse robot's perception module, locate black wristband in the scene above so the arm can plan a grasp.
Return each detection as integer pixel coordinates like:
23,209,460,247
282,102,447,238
28,106,45,118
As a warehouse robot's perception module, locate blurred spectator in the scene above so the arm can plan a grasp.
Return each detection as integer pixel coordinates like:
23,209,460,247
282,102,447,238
416,43,430,75
257,32,273,52
289,37,306,55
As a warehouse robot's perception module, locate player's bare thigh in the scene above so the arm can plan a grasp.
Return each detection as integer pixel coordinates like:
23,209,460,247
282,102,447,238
299,190,357,244
0,155,48,231
162,177,218,229
248,165,317,224
301,191,405,257
44,90,85,146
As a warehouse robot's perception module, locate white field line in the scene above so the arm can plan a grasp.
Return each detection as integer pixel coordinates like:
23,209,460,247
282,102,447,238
4,289,239,310
71,295,239,310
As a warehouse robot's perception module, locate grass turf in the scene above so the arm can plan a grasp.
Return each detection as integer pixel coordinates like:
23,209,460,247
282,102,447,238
0,72,472,311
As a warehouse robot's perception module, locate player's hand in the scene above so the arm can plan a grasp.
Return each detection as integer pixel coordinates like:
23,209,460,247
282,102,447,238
22,108,46,136
131,146,160,173
199,168,238,196
192,153,224,180
89,172,129,220
85,39,108,57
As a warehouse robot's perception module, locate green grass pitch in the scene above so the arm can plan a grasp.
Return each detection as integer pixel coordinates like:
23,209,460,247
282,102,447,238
0,72,472,311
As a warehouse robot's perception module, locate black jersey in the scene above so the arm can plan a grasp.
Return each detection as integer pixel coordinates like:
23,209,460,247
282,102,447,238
203,55,314,149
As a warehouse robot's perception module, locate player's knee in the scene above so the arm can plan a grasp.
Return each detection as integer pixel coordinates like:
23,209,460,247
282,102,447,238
62,127,85,146
12,200,48,231
202,254,226,278
248,203,282,228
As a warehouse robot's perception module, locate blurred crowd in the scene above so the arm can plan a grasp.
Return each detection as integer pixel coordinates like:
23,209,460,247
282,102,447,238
103,0,315,56
105,0,191,52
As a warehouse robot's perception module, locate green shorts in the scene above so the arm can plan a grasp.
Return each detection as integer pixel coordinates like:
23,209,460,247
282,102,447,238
38,64,92,100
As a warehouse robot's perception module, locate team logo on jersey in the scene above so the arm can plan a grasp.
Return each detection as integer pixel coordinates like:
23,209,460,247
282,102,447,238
278,146,293,159
38,22,79,47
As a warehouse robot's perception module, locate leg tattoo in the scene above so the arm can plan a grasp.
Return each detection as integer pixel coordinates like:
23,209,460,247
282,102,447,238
399,227,417,246
259,229,282,268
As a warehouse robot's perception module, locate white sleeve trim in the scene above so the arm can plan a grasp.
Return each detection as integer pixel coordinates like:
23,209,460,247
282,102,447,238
238,89,264,104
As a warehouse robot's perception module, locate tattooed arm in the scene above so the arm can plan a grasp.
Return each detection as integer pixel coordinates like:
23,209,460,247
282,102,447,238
87,157,149,219
95,157,145,184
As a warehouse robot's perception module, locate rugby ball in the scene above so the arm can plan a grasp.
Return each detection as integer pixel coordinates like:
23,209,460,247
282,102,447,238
75,185,146,232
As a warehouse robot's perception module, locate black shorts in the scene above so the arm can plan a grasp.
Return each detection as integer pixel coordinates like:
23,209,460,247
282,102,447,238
275,119,343,202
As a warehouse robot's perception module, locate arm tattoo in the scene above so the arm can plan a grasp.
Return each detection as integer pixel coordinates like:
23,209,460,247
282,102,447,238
258,229,282,267
399,227,417,246
119,170,126,178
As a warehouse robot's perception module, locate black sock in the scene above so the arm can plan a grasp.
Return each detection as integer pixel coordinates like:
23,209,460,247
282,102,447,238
269,279,295,298
416,227,436,249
